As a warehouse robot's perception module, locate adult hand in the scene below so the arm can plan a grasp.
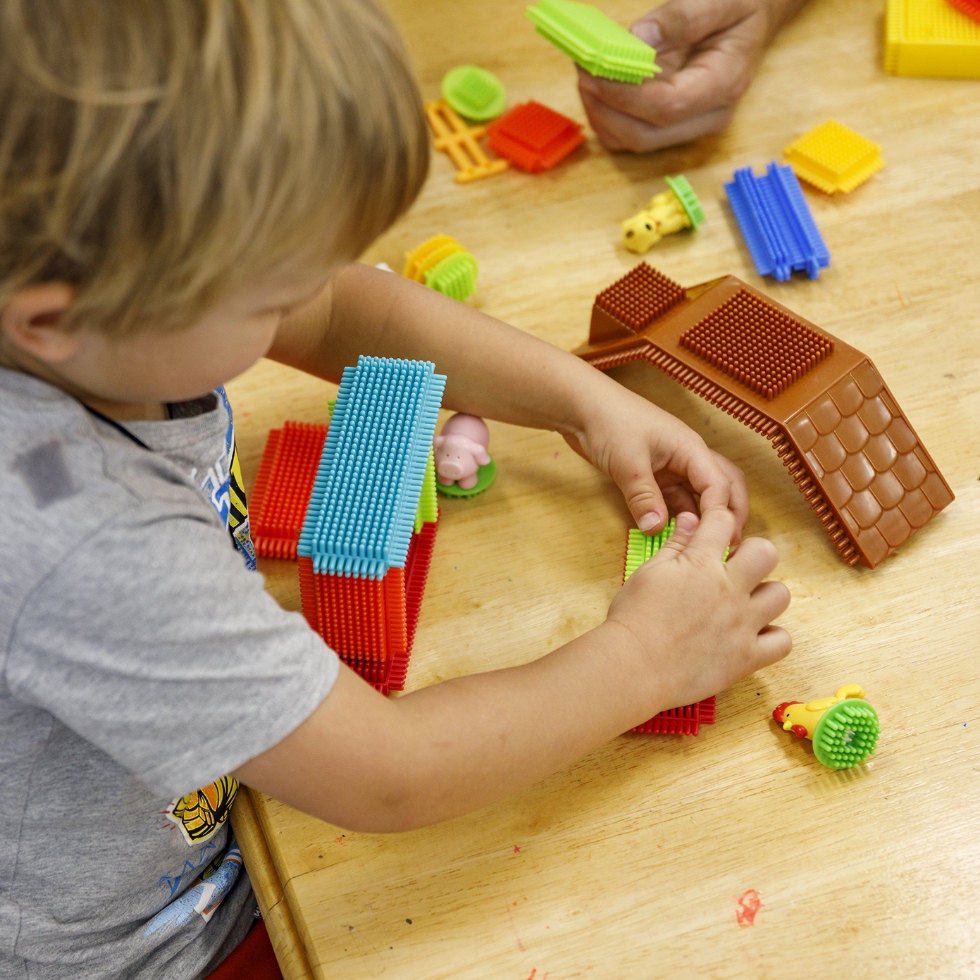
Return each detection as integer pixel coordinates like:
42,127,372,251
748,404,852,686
577,0,809,152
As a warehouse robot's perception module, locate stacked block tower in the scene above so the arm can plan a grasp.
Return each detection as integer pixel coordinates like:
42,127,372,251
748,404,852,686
295,356,446,695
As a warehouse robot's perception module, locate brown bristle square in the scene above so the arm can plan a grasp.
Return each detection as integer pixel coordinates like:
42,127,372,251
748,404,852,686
595,263,686,332
679,290,834,399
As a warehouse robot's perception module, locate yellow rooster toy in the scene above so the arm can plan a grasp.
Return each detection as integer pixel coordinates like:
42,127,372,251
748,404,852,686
773,684,880,769
621,175,705,254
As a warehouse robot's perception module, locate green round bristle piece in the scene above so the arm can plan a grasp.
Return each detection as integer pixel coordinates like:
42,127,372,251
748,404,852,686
441,66,507,121
812,700,880,769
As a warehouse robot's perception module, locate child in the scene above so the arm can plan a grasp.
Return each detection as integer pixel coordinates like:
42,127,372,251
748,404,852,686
0,1,791,978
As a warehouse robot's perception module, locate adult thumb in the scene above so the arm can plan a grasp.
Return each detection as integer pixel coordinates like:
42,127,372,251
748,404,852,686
633,0,748,51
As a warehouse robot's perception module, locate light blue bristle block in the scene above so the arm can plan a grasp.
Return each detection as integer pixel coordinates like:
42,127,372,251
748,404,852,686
297,356,446,579
725,161,830,282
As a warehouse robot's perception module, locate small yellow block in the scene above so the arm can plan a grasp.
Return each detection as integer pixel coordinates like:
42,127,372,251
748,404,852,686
784,120,885,195
884,0,980,78
403,234,464,282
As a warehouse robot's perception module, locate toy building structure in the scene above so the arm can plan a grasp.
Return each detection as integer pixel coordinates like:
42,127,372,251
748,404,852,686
885,0,980,76
297,356,445,694
424,100,509,184
526,0,661,83
486,101,585,173
783,120,885,196
252,358,444,695
576,263,953,568
725,162,830,281
623,522,716,735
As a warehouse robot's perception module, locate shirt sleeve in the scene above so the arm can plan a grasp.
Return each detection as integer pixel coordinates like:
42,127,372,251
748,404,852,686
6,496,340,798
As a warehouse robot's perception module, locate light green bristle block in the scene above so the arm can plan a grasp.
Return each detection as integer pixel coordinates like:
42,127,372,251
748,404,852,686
526,0,660,84
812,700,880,769
623,517,729,583
441,66,507,121
415,450,438,534
424,251,479,301
664,175,706,229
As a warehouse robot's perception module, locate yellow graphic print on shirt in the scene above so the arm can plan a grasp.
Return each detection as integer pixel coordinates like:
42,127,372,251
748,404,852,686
227,442,249,541
165,776,239,846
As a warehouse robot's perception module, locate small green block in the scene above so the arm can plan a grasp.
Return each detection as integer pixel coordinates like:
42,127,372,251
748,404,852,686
441,66,507,121
415,450,439,533
436,457,496,498
424,251,479,302
623,517,728,583
664,174,706,229
526,0,661,85
812,700,880,769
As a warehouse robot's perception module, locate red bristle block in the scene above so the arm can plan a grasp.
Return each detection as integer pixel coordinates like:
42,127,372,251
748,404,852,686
314,573,387,659
631,696,716,736
947,0,980,22
298,556,319,632
384,567,408,658
252,421,329,559
404,517,439,653
486,101,585,173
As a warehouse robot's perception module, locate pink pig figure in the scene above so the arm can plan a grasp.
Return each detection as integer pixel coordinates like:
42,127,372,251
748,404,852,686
433,413,491,489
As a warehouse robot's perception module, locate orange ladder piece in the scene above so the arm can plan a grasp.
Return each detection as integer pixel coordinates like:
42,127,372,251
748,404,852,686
424,99,509,184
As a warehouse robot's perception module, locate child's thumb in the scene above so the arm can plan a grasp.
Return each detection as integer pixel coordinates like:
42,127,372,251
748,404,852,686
645,510,699,563
626,478,670,535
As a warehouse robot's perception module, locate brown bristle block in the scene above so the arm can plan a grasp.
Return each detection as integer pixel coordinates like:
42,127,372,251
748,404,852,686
595,262,686,332
679,289,834,400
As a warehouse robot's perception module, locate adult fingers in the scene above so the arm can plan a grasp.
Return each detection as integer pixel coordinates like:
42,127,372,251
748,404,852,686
725,536,780,594
579,84,733,154
578,42,747,129
633,0,758,53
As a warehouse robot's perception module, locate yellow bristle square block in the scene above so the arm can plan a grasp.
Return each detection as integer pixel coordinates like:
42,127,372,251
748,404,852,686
784,120,885,195
885,0,980,78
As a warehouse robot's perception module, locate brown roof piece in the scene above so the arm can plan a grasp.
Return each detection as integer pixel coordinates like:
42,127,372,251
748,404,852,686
575,263,953,568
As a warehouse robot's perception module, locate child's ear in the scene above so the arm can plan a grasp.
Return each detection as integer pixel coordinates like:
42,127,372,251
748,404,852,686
0,283,79,363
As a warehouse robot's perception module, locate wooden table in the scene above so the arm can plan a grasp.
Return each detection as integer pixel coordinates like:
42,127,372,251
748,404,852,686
228,1,980,976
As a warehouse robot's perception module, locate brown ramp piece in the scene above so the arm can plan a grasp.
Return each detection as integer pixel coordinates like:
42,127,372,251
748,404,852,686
575,263,953,568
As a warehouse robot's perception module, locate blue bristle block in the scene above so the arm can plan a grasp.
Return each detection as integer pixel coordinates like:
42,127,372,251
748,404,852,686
297,356,447,579
725,161,830,282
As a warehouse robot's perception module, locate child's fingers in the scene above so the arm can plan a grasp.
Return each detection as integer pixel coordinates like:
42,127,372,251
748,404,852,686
754,624,793,666
642,510,699,564
685,504,736,562
626,474,671,533
725,536,780,594
748,580,791,631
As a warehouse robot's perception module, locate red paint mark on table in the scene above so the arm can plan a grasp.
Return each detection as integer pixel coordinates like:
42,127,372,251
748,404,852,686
893,282,908,308
525,971,548,980
735,889,763,927
513,845,521,853
553,451,560,458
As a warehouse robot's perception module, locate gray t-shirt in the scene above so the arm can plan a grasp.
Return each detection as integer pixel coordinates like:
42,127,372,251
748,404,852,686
0,367,339,980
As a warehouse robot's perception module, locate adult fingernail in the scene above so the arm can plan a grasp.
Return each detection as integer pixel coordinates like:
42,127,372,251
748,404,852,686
637,512,662,532
632,21,662,48
675,512,698,534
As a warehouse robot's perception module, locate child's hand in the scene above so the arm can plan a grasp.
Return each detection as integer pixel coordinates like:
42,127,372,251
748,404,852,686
576,0,808,152
607,507,791,710
562,381,749,539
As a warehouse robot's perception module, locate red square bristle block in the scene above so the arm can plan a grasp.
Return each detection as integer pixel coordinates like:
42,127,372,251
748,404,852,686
631,696,716,735
486,101,585,173
595,263,686,332
252,421,329,559
390,516,439,691
947,0,980,21
679,289,833,400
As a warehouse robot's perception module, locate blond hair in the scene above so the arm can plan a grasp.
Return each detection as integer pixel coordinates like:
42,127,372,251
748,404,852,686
0,0,429,334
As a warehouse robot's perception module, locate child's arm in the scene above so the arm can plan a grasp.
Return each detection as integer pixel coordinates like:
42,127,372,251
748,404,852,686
234,508,791,831
269,263,747,537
